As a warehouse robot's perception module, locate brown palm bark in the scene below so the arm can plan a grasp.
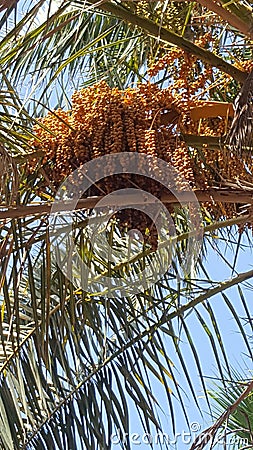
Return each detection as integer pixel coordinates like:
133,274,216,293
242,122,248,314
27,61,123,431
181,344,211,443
0,0,18,12
1,188,253,220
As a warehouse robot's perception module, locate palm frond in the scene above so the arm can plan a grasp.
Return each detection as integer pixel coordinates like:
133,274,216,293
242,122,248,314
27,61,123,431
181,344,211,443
197,367,253,450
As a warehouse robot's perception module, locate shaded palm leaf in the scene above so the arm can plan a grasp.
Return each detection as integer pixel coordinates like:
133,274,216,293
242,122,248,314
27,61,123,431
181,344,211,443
226,69,253,156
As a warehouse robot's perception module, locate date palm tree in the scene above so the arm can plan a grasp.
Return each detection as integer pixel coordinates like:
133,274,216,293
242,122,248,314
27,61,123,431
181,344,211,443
0,1,253,449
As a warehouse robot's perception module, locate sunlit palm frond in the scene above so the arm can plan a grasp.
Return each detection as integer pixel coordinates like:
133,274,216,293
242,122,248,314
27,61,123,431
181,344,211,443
0,1,155,107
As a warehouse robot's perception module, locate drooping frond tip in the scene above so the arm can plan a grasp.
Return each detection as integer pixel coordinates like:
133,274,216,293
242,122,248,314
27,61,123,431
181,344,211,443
226,69,253,157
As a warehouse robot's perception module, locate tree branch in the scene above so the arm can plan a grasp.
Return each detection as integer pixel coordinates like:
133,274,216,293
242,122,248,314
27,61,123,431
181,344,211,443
219,0,253,30
197,0,253,39
0,0,18,12
1,188,253,220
